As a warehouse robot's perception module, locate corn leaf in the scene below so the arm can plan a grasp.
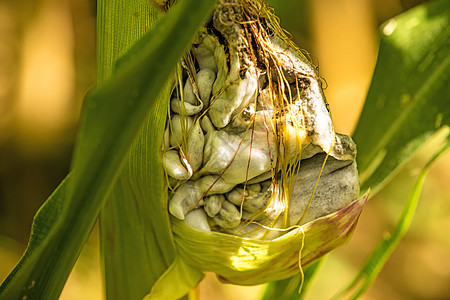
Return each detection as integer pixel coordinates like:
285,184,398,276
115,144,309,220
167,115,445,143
143,256,205,300
261,259,323,300
333,139,450,300
97,1,219,298
354,0,450,193
96,1,168,299
99,85,175,300
260,0,450,299
96,0,160,83
0,0,218,299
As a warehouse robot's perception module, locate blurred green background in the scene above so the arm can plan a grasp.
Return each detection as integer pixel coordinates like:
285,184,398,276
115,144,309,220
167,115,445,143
0,0,448,299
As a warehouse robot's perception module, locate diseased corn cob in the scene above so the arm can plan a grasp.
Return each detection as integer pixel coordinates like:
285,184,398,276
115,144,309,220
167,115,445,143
158,0,366,286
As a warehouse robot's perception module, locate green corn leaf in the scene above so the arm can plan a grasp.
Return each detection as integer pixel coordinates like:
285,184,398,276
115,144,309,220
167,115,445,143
96,1,167,299
99,85,175,300
261,259,323,300
353,0,450,193
143,256,205,300
96,0,160,83
260,0,450,299
0,0,218,299
333,139,450,300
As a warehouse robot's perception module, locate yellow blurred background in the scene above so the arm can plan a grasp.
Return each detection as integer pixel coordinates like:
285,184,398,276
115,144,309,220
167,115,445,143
0,0,449,299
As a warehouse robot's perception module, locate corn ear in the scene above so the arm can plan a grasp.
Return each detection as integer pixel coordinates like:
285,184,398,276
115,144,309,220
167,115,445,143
157,0,366,293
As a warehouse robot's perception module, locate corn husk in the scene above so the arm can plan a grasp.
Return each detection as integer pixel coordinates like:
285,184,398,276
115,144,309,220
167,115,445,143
173,192,368,285
147,194,367,299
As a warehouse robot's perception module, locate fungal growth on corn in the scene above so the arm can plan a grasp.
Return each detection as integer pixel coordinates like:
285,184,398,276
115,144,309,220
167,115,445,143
162,0,359,240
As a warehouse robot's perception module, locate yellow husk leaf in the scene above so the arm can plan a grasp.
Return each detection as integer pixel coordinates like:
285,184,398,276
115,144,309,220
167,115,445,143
172,192,368,286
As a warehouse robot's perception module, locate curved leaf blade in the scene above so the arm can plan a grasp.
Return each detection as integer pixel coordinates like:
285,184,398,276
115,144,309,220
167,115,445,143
261,259,323,300
144,256,205,300
100,86,174,300
95,1,170,299
353,0,450,193
334,139,450,300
